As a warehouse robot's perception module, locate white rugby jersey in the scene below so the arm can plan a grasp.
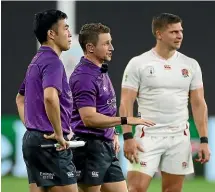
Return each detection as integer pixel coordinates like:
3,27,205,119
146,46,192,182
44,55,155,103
122,49,203,135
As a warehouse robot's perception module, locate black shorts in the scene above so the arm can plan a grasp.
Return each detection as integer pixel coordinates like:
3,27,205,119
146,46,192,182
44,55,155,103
72,134,125,185
22,130,76,187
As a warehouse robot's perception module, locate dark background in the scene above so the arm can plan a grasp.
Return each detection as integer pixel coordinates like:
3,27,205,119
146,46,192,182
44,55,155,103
2,1,215,115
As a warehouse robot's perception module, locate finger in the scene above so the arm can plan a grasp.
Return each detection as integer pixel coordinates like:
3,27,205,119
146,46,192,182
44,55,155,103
116,145,120,153
145,120,156,126
113,142,116,150
44,134,54,140
127,154,134,164
133,152,139,164
137,144,144,152
142,122,154,127
198,150,202,161
56,147,65,151
142,120,156,126
203,151,210,163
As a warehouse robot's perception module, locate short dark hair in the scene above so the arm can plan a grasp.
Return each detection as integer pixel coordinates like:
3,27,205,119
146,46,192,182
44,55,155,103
152,13,182,36
79,23,110,52
33,9,67,44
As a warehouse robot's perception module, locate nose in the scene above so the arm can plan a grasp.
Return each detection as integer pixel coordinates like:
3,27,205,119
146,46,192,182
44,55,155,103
177,31,183,39
68,29,72,38
109,43,114,51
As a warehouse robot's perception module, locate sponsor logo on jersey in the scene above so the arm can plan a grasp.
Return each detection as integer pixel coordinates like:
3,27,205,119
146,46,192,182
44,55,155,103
164,65,171,70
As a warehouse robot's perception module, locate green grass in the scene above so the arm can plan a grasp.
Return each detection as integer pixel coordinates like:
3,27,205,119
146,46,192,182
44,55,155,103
1,176,215,192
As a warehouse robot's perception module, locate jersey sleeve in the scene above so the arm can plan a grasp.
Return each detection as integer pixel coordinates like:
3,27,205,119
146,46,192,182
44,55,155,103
18,78,26,96
42,59,64,94
69,74,97,109
121,57,140,91
190,60,203,90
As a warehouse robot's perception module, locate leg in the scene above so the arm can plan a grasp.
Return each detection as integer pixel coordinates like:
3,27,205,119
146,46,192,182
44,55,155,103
23,131,77,191
78,184,101,192
126,135,165,192
127,171,152,192
101,180,127,192
161,172,185,192
72,137,112,192
48,184,78,192
160,133,194,192
29,183,48,192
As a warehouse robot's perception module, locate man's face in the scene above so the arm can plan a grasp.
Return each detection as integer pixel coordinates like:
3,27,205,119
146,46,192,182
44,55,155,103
54,19,72,51
93,33,114,62
158,22,183,50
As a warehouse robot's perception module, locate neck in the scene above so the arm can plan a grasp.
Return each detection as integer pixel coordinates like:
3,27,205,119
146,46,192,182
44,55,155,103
153,43,176,60
42,42,62,57
84,54,103,67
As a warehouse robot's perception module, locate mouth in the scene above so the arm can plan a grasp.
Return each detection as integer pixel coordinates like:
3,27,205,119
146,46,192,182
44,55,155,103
107,52,112,57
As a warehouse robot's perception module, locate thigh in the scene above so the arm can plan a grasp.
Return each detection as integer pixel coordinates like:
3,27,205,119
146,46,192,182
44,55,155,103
103,142,125,183
29,183,48,192
127,136,165,177
101,180,127,192
48,184,78,192
160,135,194,175
23,130,76,187
73,138,111,186
78,184,101,192
127,171,152,192
161,171,185,192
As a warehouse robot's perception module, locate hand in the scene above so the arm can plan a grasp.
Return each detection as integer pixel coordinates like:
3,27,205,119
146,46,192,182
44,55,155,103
195,143,211,164
127,117,155,127
113,134,120,154
124,138,144,163
44,133,70,151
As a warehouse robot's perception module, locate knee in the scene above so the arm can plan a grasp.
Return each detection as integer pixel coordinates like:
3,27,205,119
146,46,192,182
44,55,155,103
128,185,147,192
163,185,182,192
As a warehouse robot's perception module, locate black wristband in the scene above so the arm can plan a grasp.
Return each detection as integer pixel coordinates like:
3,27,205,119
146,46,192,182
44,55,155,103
123,132,133,140
121,117,128,125
200,137,208,143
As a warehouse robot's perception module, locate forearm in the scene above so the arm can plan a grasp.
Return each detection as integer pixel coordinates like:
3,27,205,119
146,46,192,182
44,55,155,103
17,102,25,124
192,102,208,137
119,101,133,133
83,113,121,128
44,97,62,136
16,94,25,124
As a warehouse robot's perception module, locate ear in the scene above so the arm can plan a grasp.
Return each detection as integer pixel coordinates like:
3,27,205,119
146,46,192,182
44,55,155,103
155,30,162,40
47,29,55,40
86,43,94,53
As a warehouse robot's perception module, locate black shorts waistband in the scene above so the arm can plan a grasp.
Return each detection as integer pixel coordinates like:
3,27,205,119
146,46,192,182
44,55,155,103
26,128,69,135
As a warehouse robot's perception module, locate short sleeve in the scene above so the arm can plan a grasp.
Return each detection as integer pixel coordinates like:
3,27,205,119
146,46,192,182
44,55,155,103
42,59,64,93
69,75,97,109
121,57,140,91
190,60,203,90
18,78,26,96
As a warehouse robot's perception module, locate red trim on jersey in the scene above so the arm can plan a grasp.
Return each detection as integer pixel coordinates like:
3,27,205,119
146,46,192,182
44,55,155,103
184,124,189,136
140,127,145,138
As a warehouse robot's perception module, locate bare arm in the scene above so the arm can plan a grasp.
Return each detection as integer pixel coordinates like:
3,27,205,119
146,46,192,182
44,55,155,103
79,104,153,129
16,93,25,124
44,87,62,136
119,88,138,133
79,107,121,128
190,87,208,137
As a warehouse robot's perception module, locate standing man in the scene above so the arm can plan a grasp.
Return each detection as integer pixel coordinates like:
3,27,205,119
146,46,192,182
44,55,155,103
120,13,210,192
69,23,155,192
16,9,78,192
